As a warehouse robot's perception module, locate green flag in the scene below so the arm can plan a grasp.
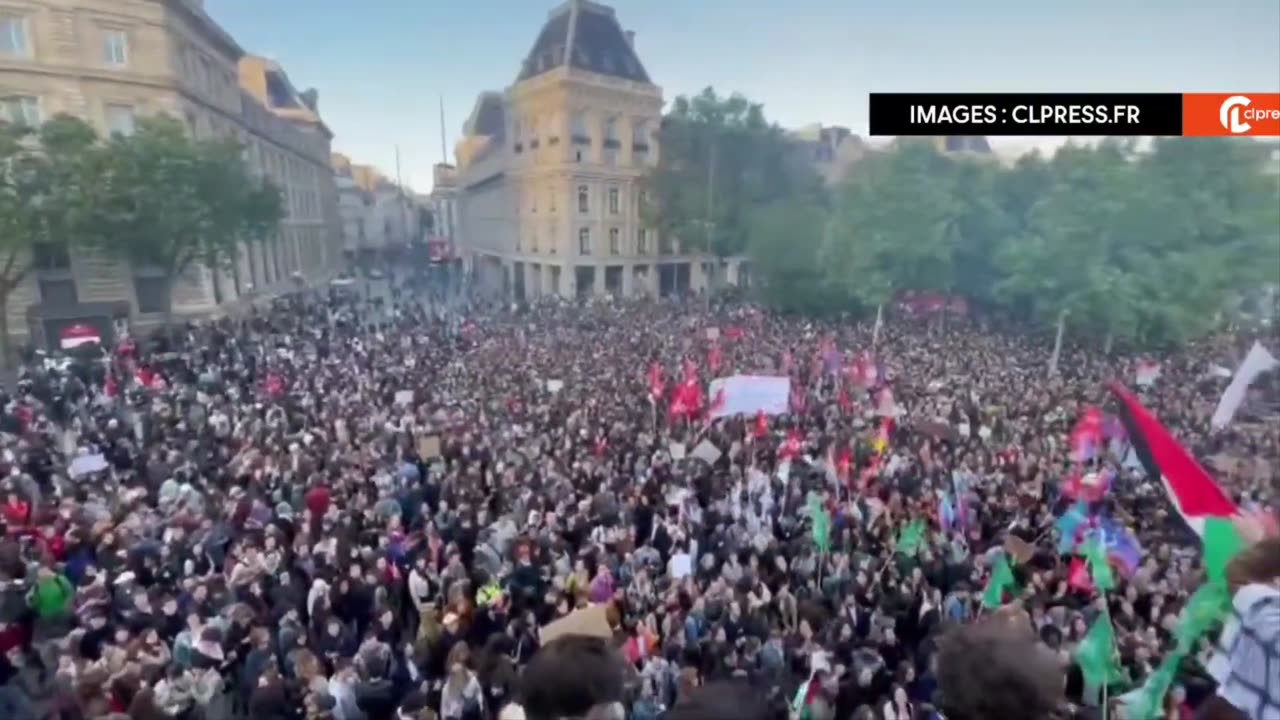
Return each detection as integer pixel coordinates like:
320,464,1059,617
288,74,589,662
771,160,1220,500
1080,533,1116,592
1117,652,1179,720
1201,517,1246,584
807,494,832,555
1173,582,1230,654
1075,613,1126,694
981,556,1017,609
896,519,926,557
791,679,811,719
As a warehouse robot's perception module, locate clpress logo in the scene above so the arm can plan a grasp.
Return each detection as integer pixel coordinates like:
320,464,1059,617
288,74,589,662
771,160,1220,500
1184,94,1280,137
1218,95,1253,134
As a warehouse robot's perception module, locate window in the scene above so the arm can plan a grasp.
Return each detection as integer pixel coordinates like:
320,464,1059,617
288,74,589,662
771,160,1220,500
1,95,40,126
103,29,128,67
570,112,590,145
0,15,29,57
608,187,619,214
105,104,135,136
531,232,539,253
633,120,650,149
577,185,589,213
33,242,71,271
548,187,556,213
578,227,591,255
608,228,620,255
637,228,648,255
38,278,78,306
604,117,619,148
134,276,169,313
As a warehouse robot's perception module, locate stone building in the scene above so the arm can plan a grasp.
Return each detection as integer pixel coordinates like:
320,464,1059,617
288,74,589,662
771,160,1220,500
454,0,742,299
0,0,341,347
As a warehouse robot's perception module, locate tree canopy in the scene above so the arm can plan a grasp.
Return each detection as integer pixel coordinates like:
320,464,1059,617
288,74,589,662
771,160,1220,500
0,113,283,356
696,123,1279,346
642,87,824,265
91,116,283,320
0,116,104,362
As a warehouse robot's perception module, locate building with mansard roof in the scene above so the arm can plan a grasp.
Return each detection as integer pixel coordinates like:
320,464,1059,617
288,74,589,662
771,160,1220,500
454,0,747,299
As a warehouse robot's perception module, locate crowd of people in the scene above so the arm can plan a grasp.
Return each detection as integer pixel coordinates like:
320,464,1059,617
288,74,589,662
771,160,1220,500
0,277,1275,720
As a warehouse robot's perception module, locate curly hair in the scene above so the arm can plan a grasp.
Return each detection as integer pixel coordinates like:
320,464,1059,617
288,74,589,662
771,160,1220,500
935,610,1066,720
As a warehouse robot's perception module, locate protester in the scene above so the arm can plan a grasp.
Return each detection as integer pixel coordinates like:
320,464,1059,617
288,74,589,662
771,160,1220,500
0,279,1275,720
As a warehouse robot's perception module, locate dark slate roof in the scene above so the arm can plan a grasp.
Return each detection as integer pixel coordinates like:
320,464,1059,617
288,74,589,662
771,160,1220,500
516,2,651,84
463,93,506,139
266,70,301,109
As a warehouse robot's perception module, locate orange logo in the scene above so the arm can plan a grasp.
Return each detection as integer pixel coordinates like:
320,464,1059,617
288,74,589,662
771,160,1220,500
1183,93,1280,137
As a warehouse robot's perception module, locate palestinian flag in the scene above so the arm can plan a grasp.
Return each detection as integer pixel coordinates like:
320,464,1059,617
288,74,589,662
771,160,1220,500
1109,383,1244,581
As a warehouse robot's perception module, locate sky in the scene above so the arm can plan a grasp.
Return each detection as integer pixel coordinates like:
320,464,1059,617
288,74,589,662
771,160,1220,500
209,0,1280,193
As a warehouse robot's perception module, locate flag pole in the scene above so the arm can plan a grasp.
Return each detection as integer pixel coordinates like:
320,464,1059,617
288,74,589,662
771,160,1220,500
1049,309,1067,376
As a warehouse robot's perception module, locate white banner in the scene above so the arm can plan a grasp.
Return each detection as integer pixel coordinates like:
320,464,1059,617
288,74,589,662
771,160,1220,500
1211,342,1279,430
707,375,790,419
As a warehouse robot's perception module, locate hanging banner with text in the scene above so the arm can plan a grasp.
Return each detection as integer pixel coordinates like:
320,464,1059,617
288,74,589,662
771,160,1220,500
707,375,791,419
869,93,1280,137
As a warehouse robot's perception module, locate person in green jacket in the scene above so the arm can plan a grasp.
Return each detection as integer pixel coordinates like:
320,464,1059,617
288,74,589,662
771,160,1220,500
27,566,74,621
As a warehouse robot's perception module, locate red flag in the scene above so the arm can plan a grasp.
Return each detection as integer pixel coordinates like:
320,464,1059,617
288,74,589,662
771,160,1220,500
647,362,665,399
708,344,723,374
1069,407,1105,463
682,358,698,384
837,447,853,482
265,373,285,398
1062,469,1111,504
837,384,852,414
135,366,156,389
594,434,608,457
780,430,803,460
669,376,704,421
1067,557,1095,593
754,411,769,439
104,375,119,398
724,326,745,341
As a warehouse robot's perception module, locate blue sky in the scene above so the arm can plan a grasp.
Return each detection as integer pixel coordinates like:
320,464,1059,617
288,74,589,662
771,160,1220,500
209,0,1280,192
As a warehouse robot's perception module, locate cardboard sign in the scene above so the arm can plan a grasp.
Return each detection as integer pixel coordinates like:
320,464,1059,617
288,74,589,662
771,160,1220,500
546,379,565,393
1005,535,1035,565
706,327,721,341
540,605,613,645
417,435,442,459
691,440,722,465
394,390,414,407
669,442,687,461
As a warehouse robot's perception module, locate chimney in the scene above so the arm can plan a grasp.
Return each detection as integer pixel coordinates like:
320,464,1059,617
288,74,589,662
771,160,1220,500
625,31,635,49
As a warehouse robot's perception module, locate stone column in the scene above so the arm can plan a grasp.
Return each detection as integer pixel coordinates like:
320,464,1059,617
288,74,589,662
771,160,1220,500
621,262,635,297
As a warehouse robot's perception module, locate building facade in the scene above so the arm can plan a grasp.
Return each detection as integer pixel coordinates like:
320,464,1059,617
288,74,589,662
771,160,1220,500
0,0,341,347
454,0,740,300
330,156,420,263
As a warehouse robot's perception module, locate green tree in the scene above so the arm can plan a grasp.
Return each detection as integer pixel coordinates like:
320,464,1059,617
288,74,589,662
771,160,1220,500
642,88,822,287
93,116,282,331
826,140,959,313
994,141,1144,347
0,115,102,365
746,200,836,313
